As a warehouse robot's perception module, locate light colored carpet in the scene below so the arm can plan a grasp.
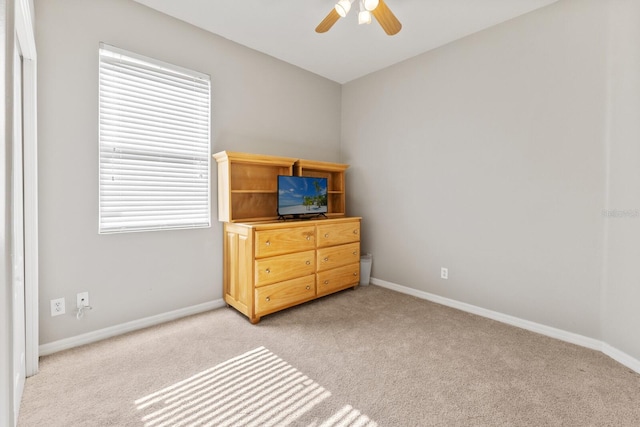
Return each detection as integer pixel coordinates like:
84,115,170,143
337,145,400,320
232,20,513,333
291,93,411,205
18,285,640,426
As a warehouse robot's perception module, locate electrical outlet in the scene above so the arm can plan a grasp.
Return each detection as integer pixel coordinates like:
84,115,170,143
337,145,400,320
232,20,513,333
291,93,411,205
77,292,89,309
51,298,65,316
441,267,449,280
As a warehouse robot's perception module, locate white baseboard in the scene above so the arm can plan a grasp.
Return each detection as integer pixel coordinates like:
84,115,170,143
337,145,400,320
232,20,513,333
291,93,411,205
602,343,640,374
371,277,640,374
39,283,640,375
39,299,226,356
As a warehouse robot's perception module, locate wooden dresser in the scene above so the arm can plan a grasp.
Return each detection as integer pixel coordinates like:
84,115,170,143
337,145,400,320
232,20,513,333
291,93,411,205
224,217,361,323
213,151,361,323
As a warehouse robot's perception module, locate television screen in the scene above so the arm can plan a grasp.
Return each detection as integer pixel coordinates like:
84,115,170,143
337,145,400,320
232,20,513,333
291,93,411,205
278,175,328,217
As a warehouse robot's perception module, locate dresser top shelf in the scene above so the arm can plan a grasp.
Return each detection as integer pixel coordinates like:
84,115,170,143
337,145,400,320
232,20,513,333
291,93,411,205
214,150,350,223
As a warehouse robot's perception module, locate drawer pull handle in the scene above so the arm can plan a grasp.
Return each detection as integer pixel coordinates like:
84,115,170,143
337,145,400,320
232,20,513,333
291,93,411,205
266,240,271,246
306,286,311,290
352,251,357,255
324,257,329,262
306,236,311,241
324,233,329,238
266,296,271,302
266,268,271,274
306,260,311,265
353,229,359,234
324,280,329,285
353,272,358,276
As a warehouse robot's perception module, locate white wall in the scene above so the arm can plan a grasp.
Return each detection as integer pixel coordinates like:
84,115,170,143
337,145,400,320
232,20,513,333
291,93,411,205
602,0,640,360
342,0,608,340
35,0,341,344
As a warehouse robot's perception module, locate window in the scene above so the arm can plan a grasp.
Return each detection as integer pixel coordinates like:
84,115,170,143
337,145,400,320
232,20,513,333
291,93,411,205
98,43,211,233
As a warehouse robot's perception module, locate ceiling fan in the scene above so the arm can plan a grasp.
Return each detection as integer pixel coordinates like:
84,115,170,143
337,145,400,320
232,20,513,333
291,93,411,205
316,0,402,36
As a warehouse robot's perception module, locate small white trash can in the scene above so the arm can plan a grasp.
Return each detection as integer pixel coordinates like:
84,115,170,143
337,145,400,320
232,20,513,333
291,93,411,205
360,253,372,286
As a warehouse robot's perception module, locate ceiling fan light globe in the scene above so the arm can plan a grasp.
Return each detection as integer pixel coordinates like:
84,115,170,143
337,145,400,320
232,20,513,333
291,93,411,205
335,0,351,17
358,10,372,25
363,0,379,11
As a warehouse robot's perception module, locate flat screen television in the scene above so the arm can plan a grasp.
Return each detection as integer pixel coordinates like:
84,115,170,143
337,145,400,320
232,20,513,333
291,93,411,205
277,175,328,218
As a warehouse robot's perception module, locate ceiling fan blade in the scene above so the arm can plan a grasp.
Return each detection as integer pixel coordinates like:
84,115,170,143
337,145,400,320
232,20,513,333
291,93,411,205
316,8,340,33
372,0,402,35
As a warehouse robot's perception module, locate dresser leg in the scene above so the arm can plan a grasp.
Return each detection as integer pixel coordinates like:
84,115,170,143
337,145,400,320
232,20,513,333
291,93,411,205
250,316,261,324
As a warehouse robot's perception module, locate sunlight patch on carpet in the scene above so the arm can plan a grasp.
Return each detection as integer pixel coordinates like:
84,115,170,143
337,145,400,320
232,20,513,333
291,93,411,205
134,346,377,427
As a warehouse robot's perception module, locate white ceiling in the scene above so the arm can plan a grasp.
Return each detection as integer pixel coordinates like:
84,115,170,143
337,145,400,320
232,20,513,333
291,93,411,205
133,0,558,84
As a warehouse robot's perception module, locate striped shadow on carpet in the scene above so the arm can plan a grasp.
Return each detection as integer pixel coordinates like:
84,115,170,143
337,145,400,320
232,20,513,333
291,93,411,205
135,346,377,427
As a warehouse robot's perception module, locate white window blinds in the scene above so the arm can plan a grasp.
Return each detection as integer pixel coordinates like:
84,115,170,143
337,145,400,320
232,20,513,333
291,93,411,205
99,43,211,234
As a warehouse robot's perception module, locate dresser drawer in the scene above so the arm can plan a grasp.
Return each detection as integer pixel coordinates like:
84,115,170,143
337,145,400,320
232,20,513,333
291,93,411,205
255,226,315,258
255,250,315,286
255,275,316,316
317,221,360,248
317,242,360,272
317,263,360,296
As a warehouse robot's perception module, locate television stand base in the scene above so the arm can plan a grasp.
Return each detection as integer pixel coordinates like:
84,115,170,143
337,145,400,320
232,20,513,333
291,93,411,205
278,213,327,221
